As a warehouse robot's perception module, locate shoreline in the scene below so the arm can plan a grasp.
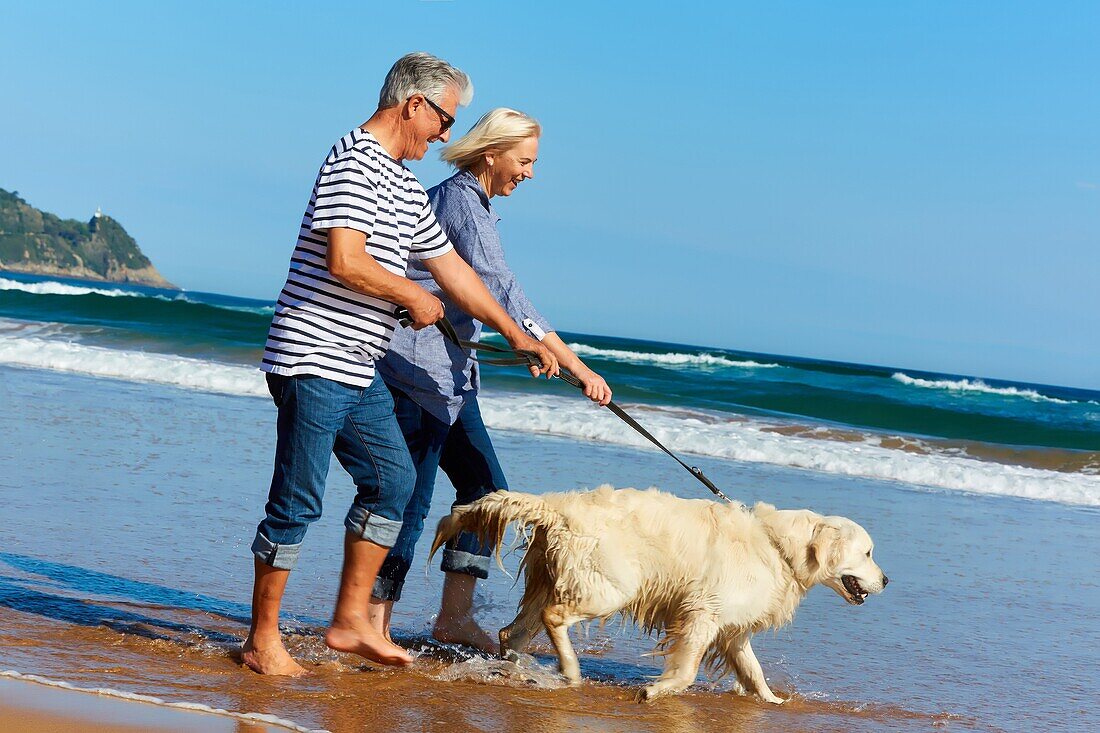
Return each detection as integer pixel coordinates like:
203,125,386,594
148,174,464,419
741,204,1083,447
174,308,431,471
0,675,308,732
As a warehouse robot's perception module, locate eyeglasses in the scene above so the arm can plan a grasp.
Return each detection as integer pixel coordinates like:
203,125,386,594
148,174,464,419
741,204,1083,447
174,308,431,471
421,96,455,135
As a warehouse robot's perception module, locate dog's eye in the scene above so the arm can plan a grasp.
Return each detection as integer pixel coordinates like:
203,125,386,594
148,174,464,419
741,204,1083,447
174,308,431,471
865,550,871,557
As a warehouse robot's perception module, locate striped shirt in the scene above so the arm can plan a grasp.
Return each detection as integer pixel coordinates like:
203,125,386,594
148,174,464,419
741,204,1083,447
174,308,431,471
261,128,453,387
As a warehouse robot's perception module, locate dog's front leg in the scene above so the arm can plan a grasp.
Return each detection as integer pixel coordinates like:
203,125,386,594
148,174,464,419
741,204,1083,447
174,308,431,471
639,613,718,703
731,637,785,705
542,604,583,685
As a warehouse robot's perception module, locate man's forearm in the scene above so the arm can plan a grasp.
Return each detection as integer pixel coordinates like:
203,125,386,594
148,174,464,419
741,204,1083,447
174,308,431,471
326,229,421,307
333,254,420,305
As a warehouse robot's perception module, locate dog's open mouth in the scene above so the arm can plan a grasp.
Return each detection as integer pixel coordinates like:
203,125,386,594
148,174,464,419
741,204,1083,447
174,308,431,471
842,575,867,605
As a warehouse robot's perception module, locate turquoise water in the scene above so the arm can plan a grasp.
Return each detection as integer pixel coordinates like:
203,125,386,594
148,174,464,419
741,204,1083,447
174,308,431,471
2,271,1096,452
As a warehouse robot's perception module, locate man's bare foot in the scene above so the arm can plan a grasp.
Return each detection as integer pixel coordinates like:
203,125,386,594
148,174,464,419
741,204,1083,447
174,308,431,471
241,635,309,676
325,618,413,666
432,613,498,654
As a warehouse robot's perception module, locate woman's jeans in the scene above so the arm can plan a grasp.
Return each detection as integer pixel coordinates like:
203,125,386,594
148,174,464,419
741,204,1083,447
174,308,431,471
372,384,507,602
251,374,416,570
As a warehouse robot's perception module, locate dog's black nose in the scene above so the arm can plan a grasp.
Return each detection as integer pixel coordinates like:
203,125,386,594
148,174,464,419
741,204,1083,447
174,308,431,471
882,575,890,587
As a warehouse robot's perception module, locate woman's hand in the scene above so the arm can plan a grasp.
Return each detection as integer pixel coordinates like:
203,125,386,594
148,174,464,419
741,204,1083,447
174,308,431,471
536,332,612,403
572,366,613,405
508,333,560,378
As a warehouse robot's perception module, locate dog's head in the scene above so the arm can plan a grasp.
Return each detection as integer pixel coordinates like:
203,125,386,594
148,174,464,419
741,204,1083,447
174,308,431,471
755,503,889,605
808,515,888,605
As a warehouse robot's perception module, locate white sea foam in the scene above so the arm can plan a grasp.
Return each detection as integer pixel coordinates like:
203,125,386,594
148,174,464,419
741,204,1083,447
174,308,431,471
892,372,1074,404
0,670,325,732
0,336,269,397
428,652,568,689
1,276,274,315
2,336,1096,507
0,276,141,298
476,394,1100,507
567,343,778,369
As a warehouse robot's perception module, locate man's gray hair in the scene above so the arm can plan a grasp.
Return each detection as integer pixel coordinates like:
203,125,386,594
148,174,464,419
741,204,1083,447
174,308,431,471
379,52,474,108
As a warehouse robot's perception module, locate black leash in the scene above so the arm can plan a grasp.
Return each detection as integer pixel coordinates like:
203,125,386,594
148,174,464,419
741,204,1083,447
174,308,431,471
395,309,734,504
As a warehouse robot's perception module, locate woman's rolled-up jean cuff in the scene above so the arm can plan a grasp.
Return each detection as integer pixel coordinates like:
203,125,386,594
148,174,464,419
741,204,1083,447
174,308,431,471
251,530,302,571
372,576,403,602
441,548,490,579
345,506,403,548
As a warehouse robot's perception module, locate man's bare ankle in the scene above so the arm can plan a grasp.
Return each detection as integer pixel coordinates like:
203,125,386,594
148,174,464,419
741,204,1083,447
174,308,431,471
244,631,285,649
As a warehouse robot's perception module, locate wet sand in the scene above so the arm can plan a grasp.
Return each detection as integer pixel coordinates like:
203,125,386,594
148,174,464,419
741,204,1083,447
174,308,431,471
0,606,950,733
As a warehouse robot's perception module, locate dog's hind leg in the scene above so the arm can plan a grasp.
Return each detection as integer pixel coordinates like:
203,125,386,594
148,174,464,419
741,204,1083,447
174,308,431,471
499,606,542,660
502,537,552,660
639,612,719,702
542,603,584,685
729,636,785,705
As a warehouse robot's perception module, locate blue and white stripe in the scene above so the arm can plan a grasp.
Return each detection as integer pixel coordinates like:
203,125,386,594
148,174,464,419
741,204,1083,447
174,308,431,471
262,128,452,386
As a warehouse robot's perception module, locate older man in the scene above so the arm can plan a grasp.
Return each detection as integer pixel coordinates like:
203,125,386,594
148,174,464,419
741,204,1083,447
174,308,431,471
242,52,558,676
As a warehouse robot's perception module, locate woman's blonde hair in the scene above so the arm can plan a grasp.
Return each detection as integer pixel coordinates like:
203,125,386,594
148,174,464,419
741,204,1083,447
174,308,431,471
441,107,541,170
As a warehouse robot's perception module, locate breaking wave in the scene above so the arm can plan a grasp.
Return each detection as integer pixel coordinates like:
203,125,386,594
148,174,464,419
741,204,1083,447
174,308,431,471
0,276,274,315
892,372,1080,404
0,336,268,397
0,276,142,298
2,335,1096,507
567,343,778,369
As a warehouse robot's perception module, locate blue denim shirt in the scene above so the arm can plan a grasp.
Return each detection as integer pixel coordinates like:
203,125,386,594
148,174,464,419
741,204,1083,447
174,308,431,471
377,170,552,425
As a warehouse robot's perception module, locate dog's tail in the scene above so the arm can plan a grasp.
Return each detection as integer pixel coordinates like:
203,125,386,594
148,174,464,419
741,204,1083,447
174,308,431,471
429,491,565,569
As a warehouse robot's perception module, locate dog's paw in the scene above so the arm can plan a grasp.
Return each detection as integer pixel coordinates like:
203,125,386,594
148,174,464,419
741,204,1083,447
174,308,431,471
637,684,676,703
760,693,786,705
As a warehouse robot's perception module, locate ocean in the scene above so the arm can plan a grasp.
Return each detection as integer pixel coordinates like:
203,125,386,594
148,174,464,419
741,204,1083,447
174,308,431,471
1,271,1097,506
1,270,1098,732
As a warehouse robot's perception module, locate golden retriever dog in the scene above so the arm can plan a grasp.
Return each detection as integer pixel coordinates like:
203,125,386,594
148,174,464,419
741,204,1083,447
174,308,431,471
430,486,887,703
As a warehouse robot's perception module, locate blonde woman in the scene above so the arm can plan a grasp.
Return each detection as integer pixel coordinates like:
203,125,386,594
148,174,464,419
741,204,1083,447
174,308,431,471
370,109,611,651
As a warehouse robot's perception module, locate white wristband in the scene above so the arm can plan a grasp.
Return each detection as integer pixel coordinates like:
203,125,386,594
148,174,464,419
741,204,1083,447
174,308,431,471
522,317,547,340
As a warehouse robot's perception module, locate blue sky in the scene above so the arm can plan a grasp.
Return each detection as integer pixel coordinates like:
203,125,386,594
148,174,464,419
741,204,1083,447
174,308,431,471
2,2,1097,389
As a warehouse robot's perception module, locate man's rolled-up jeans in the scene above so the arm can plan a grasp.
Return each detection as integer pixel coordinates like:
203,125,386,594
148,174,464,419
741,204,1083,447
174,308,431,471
251,373,416,570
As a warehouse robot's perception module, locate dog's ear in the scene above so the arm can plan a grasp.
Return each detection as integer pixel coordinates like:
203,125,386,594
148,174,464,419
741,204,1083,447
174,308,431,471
808,523,841,576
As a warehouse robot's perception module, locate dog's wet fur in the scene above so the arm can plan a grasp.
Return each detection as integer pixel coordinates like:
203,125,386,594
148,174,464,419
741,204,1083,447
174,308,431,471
431,486,887,703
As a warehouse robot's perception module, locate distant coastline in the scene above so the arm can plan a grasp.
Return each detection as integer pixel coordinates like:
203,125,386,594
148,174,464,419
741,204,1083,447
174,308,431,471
0,262,176,290
0,188,177,290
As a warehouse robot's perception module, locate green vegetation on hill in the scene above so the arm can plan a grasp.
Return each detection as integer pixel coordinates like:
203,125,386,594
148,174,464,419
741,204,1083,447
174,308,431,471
0,188,175,288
